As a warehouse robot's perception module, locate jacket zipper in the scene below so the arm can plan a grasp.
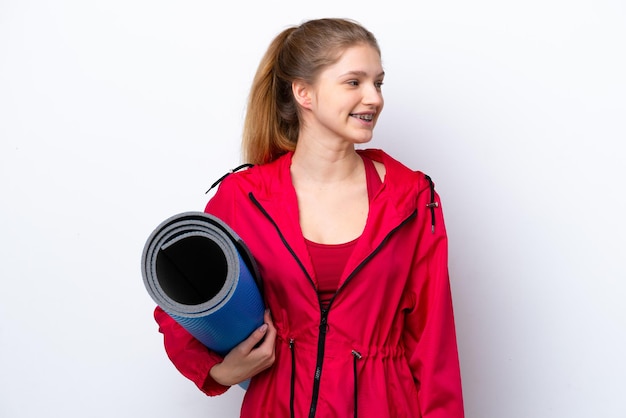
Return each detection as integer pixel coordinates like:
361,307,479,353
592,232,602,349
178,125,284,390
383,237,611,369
249,192,417,417
309,307,329,418
289,338,296,418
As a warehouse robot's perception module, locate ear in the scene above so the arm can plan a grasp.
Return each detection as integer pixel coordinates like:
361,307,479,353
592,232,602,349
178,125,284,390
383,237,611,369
292,79,312,109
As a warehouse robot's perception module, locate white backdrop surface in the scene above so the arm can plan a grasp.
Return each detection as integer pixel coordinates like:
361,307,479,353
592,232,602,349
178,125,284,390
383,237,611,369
1,1,625,417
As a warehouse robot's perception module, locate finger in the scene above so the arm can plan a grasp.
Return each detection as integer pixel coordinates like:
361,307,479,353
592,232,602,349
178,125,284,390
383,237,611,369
259,310,276,343
238,321,269,353
263,314,276,342
253,317,276,361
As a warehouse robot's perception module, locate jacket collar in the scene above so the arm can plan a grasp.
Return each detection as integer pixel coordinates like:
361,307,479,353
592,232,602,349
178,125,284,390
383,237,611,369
249,149,424,285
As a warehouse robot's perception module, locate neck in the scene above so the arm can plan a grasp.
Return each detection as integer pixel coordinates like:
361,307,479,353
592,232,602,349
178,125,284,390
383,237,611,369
291,140,362,184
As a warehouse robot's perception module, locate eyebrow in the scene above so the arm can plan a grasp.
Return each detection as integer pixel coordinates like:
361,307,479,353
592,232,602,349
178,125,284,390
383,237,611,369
340,70,386,78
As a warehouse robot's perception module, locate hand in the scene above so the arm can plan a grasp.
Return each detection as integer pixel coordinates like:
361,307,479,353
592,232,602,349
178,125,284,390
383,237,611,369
209,310,277,386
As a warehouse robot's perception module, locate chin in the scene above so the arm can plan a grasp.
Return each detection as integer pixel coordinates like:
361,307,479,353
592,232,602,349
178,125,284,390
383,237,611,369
352,135,374,145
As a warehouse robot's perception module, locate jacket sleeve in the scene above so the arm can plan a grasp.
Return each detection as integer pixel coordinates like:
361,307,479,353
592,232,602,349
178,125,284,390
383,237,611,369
154,306,231,396
403,183,465,417
151,176,243,397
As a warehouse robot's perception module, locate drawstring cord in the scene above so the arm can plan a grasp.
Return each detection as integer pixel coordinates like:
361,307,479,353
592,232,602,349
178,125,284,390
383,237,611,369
205,163,254,194
424,174,438,233
289,339,296,418
351,350,362,418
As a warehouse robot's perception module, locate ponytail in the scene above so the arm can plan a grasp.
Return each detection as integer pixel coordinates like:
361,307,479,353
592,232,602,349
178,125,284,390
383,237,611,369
242,27,298,165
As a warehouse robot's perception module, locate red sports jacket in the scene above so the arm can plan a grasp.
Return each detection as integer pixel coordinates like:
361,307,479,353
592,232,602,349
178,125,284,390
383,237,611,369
154,149,464,417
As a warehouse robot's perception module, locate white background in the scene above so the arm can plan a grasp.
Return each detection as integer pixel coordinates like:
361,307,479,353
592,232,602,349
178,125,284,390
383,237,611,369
1,1,625,417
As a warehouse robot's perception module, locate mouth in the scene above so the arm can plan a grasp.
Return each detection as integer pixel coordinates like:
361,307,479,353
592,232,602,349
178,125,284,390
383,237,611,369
350,113,374,122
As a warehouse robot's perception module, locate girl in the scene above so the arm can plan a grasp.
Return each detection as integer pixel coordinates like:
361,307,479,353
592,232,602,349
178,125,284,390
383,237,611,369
154,17,464,417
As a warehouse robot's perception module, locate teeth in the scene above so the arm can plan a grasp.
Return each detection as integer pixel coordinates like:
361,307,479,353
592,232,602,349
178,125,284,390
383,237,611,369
352,114,373,121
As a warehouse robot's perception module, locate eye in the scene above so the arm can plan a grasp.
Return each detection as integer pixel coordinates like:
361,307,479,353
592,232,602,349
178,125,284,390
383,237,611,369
375,81,384,89
347,80,359,86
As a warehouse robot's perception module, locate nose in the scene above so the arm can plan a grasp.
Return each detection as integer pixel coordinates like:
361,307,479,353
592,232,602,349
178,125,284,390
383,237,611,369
363,84,384,107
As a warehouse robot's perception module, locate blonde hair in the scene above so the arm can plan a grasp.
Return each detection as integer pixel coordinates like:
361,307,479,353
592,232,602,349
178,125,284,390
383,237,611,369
241,18,380,165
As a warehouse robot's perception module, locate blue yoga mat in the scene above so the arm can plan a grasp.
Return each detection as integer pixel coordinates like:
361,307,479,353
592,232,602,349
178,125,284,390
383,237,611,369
141,211,265,356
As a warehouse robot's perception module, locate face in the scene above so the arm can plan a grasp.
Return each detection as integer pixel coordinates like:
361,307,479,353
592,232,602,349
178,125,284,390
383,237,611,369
296,44,385,146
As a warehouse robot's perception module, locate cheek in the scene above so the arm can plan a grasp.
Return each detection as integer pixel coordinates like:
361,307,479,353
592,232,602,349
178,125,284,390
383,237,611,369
375,101,384,122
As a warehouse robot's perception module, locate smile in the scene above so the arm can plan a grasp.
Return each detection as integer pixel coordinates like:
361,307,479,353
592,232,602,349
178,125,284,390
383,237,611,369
350,113,374,121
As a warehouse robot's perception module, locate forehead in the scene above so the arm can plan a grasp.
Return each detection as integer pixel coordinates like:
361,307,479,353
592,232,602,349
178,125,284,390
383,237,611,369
323,44,383,77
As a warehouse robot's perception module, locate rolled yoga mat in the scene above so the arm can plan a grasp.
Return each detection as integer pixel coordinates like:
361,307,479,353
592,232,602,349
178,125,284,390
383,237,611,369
141,211,265,356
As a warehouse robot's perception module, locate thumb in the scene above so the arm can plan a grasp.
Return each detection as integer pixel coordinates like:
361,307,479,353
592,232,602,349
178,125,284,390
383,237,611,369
240,322,268,352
